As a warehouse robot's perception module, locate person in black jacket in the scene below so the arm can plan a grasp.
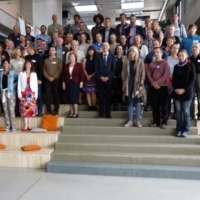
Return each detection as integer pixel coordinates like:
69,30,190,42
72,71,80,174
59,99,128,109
172,50,196,137
100,17,118,44
125,14,145,46
25,44,43,116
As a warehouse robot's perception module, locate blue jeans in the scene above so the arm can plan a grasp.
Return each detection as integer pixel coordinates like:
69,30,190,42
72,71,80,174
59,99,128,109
37,84,43,114
128,102,141,121
175,99,192,133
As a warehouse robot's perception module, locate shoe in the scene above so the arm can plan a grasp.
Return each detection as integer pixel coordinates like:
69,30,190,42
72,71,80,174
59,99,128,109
113,106,118,111
136,121,142,128
88,106,93,111
106,115,112,119
68,113,73,118
197,116,200,120
5,126,10,131
72,114,78,118
11,126,16,131
54,111,59,116
28,127,32,131
176,131,182,137
144,106,151,112
45,112,52,115
37,112,42,117
22,128,28,132
124,121,133,127
97,115,104,119
92,106,97,111
181,132,188,138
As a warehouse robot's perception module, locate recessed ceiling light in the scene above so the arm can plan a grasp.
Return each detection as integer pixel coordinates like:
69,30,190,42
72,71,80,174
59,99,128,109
74,5,97,12
121,2,144,10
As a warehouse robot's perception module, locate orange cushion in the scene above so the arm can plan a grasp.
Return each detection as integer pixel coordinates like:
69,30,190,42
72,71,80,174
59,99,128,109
0,144,6,149
0,127,6,131
41,114,58,131
21,145,42,151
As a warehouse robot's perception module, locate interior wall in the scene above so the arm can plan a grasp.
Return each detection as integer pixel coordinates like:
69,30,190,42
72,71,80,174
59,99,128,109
0,0,20,18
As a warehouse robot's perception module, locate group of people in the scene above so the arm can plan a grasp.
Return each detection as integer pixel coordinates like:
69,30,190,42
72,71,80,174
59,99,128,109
0,12,200,138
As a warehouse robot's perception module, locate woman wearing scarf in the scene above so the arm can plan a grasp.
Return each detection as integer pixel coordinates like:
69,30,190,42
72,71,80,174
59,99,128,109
172,50,196,137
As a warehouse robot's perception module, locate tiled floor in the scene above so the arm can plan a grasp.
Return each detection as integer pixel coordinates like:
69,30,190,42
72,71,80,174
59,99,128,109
0,167,200,200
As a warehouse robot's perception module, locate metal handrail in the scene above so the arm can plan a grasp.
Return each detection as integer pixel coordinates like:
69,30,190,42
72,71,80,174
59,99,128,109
0,8,17,20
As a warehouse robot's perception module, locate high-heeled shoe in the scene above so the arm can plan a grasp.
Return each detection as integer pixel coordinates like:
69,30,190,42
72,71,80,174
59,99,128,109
28,127,32,131
72,114,78,118
22,128,28,132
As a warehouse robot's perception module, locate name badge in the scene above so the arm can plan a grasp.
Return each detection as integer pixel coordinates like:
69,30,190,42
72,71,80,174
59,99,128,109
17,38,19,40
32,60,36,63
62,51,65,54
156,65,160,68
18,62,23,64
193,40,199,43
198,60,200,62
52,62,57,64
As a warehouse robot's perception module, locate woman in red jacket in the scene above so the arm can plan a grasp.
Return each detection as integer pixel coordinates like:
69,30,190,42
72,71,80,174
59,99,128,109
62,52,84,118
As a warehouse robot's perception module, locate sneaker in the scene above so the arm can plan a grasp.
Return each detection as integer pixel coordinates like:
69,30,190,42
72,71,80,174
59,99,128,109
176,131,182,137
181,132,188,138
6,126,11,131
11,127,16,131
124,121,133,127
54,111,59,116
136,121,142,128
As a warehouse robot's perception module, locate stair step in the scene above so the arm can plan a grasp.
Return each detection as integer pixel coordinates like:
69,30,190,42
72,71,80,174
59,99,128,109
58,134,200,144
78,111,152,118
55,142,200,155
51,151,200,166
0,131,59,147
61,126,198,135
47,161,200,180
65,118,197,126
0,117,64,130
0,146,53,168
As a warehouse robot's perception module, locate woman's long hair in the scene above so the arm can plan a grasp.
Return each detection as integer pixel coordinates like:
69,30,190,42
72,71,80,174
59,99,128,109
128,45,140,70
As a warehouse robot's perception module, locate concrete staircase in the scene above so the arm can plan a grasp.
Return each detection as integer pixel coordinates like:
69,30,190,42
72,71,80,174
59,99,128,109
47,105,200,179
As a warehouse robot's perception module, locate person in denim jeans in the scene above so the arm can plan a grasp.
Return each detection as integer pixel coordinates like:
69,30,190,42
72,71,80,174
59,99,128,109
0,59,18,131
172,50,196,137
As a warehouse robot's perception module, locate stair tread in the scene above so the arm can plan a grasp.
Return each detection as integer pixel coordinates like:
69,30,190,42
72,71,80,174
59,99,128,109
0,146,54,154
52,150,200,158
56,142,200,148
59,134,200,138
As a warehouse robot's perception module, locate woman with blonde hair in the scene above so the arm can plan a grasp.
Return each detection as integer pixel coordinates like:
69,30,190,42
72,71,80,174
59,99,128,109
133,34,148,60
10,48,25,74
122,46,146,127
151,20,164,44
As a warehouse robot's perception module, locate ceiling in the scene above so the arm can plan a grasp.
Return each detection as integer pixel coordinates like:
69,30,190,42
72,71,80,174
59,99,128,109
63,0,177,27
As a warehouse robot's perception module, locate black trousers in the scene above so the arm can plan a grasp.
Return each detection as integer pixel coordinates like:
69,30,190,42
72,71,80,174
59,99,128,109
113,77,123,107
97,80,112,116
45,79,60,113
151,86,169,126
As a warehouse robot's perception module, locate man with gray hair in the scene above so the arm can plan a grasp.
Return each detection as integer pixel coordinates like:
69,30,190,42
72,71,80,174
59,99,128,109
8,26,20,48
164,13,187,41
47,14,62,38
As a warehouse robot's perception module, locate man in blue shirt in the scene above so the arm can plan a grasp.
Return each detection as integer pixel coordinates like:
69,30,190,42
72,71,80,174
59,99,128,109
180,24,200,56
34,25,51,49
92,33,103,53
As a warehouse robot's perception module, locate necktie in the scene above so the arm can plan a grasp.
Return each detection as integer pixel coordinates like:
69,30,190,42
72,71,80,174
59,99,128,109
103,54,107,66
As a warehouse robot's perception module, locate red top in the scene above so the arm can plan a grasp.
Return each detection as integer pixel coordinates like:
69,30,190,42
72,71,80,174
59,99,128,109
62,62,85,84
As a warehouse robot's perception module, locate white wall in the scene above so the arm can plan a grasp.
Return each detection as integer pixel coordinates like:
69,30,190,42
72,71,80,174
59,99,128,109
32,0,62,28
181,0,200,28
0,0,20,18
20,0,62,29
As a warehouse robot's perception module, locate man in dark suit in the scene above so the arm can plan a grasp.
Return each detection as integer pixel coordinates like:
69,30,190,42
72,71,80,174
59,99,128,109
100,17,118,44
95,42,116,118
125,14,145,46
